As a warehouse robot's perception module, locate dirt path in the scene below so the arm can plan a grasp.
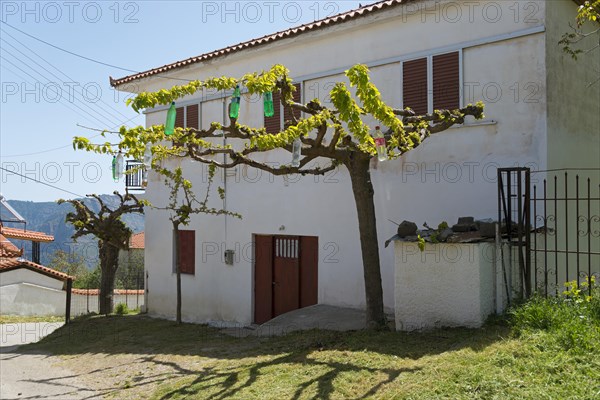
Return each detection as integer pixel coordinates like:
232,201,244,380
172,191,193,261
0,323,98,399
0,350,98,399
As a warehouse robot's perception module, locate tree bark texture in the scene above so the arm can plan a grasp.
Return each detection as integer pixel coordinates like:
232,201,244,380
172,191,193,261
347,156,387,329
99,241,120,315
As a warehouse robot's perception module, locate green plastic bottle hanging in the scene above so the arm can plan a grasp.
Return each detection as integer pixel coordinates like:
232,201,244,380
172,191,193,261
229,85,241,119
112,155,118,182
263,92,274,117
165,102,176,136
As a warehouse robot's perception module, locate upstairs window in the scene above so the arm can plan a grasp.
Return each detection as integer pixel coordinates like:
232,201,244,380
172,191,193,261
175,104,200,130
402,51,461,114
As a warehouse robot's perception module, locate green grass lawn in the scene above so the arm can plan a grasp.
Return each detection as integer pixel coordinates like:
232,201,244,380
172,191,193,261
25,309,600,400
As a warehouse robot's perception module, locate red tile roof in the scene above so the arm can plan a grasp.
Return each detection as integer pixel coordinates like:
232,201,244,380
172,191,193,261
0,226,54,242
71,289,144,295
0,234,23,258
0,258,72,281
110,0,410,87
129,232,144,249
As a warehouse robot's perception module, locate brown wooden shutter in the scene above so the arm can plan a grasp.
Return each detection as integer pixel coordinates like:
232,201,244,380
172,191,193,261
403,58,428,115
186,104,199,129
264,91,281,134
433,52,460,111
283,83,302,127
175,107,185,128
178,230,195,275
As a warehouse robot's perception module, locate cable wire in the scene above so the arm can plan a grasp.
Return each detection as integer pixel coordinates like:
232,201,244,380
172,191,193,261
1,29,131,121
0,166,84,198
0,21,193,82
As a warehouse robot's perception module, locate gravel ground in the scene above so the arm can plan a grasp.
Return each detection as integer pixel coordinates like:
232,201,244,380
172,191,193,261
0,322,98,399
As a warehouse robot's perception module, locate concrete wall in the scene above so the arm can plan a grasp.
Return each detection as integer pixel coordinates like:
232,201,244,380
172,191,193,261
394,241,497,330
1,283,66,316
137,1,552,325
0,268,64,290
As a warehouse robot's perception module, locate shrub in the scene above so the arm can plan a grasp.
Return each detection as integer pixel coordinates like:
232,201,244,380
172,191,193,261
114,303,130,315
509,278,600,354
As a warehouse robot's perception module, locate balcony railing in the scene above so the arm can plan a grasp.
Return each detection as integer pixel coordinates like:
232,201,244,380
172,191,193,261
125,160,145,192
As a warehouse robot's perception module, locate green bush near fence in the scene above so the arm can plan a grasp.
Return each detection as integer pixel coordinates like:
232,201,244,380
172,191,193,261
509,278,600,354
114,303,130,315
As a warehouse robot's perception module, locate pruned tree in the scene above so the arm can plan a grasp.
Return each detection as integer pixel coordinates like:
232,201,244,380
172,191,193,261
155,164,241,323
58,192,145,314
75,64,484,328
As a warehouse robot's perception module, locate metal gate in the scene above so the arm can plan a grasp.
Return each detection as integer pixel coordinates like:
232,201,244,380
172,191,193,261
498,168,599,299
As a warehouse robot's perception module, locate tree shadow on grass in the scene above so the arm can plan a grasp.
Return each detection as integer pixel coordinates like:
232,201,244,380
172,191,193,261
12,314,509,399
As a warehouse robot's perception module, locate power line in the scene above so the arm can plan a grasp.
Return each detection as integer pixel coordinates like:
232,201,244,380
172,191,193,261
1,28,131,121
0,61,109,128
0,53,116,128
0,20,137,73
0,166,84,198
1,44,122,127
0,21,193,82
0,28,127,118
0,63,142,157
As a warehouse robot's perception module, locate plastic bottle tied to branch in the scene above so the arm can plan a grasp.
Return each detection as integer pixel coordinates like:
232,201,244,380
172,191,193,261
263,91,274,117
291,138,301,167
229,85,241,119
164,102,177,136
373,126,388,161
111,155,118,182
143,142,152,169
116,151,124,180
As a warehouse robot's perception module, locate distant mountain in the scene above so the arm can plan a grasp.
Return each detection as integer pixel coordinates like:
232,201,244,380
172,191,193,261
3,195,144,268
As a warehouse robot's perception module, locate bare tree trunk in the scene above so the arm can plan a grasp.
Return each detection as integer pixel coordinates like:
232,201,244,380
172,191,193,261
173,222,182,324
348,157,387,329
99,241,119,315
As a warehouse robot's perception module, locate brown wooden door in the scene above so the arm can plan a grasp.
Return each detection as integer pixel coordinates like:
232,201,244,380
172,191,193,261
254,234,318,324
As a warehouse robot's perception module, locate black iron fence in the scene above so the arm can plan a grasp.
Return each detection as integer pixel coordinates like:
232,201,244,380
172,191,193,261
70,270,145,316
498,168,599,299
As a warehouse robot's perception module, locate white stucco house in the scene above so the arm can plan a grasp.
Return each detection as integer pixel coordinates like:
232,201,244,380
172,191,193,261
111,0,599,327
0,257,73,317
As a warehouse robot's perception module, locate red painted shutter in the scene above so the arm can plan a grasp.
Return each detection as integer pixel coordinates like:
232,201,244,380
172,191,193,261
403,58,428,115
433,52,460,111
283,83,302,128
186,104,199,130
264,91,281,134
178,230,195,275
175,107,185,128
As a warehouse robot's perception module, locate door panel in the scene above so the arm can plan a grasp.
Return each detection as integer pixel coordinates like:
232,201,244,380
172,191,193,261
300,236,318,307
273,236,300,317
254,235,273,324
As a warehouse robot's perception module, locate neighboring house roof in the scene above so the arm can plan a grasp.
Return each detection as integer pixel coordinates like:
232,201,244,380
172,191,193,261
129,232,144,249
0,234,22,258
0,226,54,242
71,288,144,295
110,0,413,87
0,258,72,282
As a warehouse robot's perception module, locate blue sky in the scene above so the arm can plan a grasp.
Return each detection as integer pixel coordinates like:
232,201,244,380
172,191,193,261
0,1,371,201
